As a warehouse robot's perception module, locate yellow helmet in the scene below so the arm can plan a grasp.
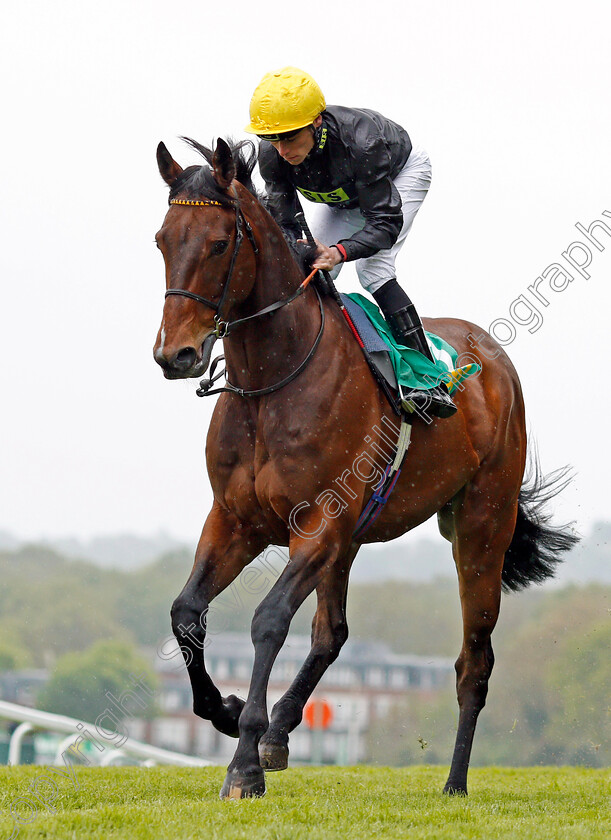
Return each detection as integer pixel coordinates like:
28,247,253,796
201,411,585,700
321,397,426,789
245,66,326,136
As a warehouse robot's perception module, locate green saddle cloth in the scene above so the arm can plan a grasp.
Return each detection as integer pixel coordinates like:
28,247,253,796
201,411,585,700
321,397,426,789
345,293,481,394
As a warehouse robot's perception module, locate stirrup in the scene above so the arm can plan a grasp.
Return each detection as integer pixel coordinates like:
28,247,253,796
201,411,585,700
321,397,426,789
377,288,458,419
401,384,457,420
428,384,457,418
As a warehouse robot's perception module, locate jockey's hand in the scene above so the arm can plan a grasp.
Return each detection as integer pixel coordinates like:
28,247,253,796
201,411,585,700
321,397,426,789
298,238,343,272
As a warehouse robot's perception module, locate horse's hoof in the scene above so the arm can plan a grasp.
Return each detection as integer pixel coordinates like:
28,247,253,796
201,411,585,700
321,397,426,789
443,782,468,796
220,768,266,800
209,695,244,738
258,741,289,772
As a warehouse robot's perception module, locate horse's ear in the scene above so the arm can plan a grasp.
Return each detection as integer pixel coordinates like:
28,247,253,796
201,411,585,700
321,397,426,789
157,142,183,187
212,138,236,190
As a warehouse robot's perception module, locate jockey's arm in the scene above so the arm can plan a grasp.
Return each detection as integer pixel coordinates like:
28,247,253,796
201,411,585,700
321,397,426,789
335,148,404,263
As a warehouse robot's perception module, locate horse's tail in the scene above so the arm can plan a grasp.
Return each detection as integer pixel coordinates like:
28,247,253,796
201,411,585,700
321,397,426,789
501,450,580,592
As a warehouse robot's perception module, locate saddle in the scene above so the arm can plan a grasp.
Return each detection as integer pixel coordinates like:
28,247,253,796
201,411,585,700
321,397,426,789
338,292,480,419
340,294,398,390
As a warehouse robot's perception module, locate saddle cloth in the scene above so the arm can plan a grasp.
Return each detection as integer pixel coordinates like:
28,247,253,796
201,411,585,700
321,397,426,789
340,293,480,394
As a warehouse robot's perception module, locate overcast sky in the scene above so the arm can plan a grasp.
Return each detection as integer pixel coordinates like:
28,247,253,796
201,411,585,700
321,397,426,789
1,1,609,547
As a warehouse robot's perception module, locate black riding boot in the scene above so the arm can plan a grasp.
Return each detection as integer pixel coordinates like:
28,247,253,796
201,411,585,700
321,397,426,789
373,280,457,419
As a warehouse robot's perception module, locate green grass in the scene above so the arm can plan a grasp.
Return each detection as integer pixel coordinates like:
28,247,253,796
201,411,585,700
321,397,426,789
1,765,608,839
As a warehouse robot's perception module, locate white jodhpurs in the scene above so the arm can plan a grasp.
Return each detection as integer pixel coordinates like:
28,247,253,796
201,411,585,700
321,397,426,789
309,144,432,293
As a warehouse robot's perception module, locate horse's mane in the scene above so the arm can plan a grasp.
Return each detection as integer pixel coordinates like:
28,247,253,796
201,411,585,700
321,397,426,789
169,137,264,206
170,136,316,274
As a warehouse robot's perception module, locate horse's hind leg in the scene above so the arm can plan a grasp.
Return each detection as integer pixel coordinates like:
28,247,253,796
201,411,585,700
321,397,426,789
440,479,520,796
171,503,266,737
258,543,357,771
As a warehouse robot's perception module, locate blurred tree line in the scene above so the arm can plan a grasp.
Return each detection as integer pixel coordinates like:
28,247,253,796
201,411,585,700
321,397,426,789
37,640,157,723
0,544,608,765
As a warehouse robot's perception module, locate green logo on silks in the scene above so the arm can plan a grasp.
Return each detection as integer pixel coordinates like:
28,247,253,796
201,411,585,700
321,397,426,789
317,126,328,151
296,185,351,204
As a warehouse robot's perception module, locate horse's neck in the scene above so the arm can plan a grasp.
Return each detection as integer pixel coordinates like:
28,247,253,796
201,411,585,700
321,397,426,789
242,191,305,308
223,195,322,392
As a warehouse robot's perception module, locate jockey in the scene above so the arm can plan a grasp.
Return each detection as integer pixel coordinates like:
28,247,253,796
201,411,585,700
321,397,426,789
244,66,456,419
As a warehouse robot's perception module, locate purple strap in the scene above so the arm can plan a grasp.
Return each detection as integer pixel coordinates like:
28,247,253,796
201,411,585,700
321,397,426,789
353,463,401,539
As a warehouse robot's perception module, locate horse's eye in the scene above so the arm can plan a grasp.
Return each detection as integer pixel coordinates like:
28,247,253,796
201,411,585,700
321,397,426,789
211,240,229,256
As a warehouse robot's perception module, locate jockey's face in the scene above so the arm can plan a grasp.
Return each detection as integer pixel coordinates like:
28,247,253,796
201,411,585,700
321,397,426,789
268,115,323,166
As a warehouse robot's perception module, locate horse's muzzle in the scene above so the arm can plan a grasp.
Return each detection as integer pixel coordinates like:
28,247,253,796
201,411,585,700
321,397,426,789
154,333,217,379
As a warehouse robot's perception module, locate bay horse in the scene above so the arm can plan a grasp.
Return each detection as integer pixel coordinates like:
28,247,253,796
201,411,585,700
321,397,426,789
153,137,577,799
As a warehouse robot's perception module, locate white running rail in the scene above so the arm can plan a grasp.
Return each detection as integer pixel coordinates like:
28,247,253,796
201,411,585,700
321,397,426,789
0,700,211,767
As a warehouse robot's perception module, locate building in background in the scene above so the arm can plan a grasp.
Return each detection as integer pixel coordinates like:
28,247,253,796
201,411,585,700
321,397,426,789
132,633,453,765
0,635,453,765
0,671,47,708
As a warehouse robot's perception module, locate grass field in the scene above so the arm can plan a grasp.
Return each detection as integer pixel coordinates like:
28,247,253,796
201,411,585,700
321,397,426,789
1,765,608,839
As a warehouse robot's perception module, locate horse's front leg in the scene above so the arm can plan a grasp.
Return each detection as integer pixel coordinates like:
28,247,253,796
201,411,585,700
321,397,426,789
258,544,358,771
219,535,345,799
171,503,266,737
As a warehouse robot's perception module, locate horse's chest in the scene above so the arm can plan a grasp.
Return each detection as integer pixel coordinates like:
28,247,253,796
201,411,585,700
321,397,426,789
212,435,284,523
211,404,337,534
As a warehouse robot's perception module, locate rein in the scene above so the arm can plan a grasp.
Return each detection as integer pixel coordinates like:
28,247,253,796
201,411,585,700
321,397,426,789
164,190,325,398
196,284,325,398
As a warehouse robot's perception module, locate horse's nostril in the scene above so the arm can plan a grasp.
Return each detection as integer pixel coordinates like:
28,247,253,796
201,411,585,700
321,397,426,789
174,347,198,370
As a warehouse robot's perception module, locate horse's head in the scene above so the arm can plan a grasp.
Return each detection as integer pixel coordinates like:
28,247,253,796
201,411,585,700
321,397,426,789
153,138,258,379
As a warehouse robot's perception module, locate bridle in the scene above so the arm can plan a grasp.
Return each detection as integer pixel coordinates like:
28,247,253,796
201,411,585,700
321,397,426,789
164,190,259,339
163,188,325,398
